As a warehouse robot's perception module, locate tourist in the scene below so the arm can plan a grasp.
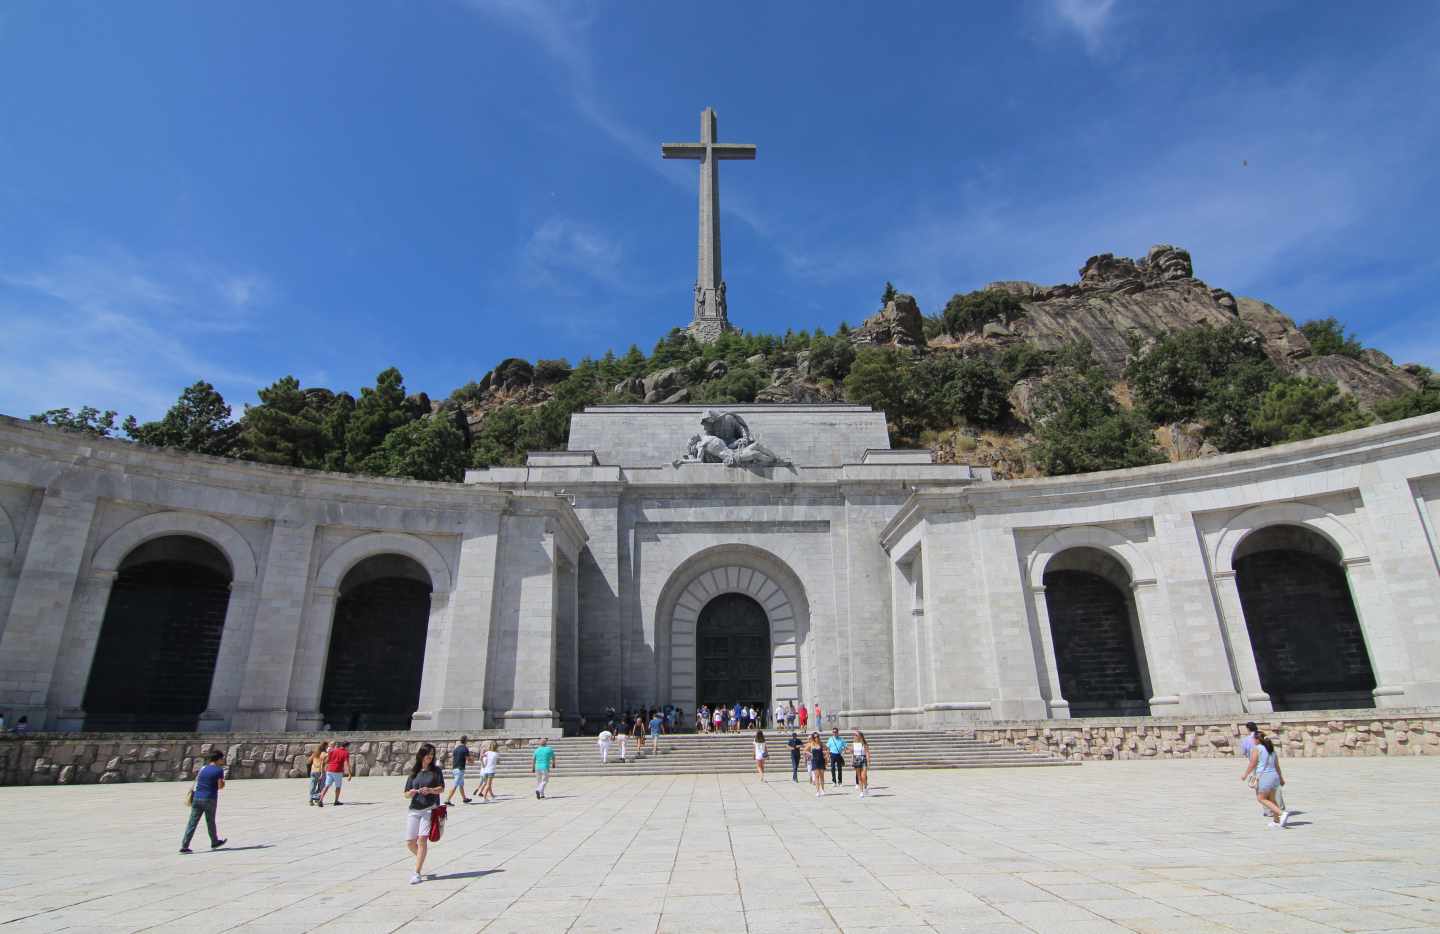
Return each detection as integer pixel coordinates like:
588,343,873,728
786,702,797,730
445,736,473,805
774,702,786,732
307,741,329,806
788,731,803,782
618,732,628,762
732,701,743,733
852,731,871,798
826,727,846,786
649,710,663,754
813,703,822,731
318,740,351,806
180,750,227,854
1239,731,1290,828
797,704,808,732
1239,721,1267,817
478,741,498,802
598,727,614,764
754,730,767,780
712,705,723,734
696,706,707,733
808,732,828,797
403,743,446,884
533,739,555,799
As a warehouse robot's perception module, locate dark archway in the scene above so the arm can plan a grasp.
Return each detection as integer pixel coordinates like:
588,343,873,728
1044,547,1151,717
319,554,432,731
84,535,232,731
697,593,771,709
1235,525,1375,710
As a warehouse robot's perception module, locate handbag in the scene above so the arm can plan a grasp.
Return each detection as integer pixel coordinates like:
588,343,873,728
428,804,448,842
185,778,197,807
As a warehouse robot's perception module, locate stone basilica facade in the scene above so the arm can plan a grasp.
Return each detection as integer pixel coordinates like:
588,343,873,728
2,404,1440,736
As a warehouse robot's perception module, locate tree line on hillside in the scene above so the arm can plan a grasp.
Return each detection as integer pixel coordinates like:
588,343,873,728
29,291,1440,480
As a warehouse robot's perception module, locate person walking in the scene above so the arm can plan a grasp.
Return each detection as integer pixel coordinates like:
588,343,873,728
1239,731,1290,828
532,739,556,799
813,703,822,731
307,741,329,806
712,705,723,734
775,703,786,732
1238,721,1268,818
318,740,352,806
445,736,473,805
826,728,846,787
649,710,664,755
787,731,803,782
478,741,498,802
852,731,871,798
403,743,446,884
754,730,767,781
807,733,828,797
797,703,808,732
180,750,228,854
598,728,614,764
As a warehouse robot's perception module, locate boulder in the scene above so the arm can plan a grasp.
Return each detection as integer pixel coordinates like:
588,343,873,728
745,353,767,367
1295,354,1423,408
660,388,691,404
643,366,687,399
613,376,644,397
849,294,925,348
705,359,729,379
1007,377,1046,425
1154,422,1219,462
1234,297,1312,363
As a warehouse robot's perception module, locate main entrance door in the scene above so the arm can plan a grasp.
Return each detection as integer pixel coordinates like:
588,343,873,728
697,593,771,708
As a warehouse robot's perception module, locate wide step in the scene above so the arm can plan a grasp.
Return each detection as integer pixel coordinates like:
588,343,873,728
464,730,1073,778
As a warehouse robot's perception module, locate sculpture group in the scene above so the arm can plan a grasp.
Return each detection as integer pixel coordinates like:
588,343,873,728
674,409,790,468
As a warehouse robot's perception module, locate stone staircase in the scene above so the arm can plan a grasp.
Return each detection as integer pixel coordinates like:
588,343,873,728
464,730,1074,778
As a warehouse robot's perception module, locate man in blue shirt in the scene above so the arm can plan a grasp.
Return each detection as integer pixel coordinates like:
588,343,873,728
180,750,228,854
649,713,663,755
826,728,847,786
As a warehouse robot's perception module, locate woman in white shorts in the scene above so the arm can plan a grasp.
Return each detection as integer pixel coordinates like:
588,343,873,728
852,731,871,798
754,730,767,780
478,740,498,802
403,743,446,884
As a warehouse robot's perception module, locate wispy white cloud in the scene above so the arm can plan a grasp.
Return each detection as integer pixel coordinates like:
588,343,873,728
0,249,272,422
521,217,626,295
1046,0,1117,53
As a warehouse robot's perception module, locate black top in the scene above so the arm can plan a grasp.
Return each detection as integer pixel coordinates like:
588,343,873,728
405,767,444,810
787,736,803,757
809,746,826,768
451,744,469,769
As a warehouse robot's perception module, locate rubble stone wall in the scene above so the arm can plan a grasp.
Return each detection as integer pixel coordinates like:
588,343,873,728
0,732,539,786
975,710,1440,761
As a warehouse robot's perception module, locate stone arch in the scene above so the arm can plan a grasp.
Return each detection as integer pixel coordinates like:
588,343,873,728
655,544,810,713
314,532,453,594
92,511,257,582
1027,525,1155,590
1213,502,1366,573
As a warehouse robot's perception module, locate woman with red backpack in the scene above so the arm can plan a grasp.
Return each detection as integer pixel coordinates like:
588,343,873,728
403,743,447,884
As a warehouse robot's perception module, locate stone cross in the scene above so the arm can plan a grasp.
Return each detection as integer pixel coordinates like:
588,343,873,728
662,107,755,339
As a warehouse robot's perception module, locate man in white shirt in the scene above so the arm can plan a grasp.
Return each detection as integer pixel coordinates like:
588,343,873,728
597,729,614,764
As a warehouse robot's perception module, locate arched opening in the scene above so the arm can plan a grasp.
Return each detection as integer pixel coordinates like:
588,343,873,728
1235,525,1376,710
1043,547,1151,717
319,554,433,731
696,593,771,711
84,535,233,731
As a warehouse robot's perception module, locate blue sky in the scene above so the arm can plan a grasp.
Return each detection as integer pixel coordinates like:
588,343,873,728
2,1,1438,421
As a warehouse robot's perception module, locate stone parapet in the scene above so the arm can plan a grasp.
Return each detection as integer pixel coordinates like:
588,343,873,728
0,732,547,787
974,709,1440,761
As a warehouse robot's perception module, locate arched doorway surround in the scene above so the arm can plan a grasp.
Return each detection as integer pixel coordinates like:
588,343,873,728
1042,547,1152,717
1026,525,1180,717
289,532,453,730
655,545,809,716
1211,502,1404,711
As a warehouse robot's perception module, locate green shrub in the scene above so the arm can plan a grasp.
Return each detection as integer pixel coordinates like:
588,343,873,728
940,290,1025,338
1300,317,1364,358
1250,377,1372,444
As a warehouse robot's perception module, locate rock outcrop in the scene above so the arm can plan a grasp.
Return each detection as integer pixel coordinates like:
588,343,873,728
850,294,925,348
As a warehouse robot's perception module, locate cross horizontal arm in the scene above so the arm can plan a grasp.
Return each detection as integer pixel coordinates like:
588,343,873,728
661,143,705,159
712,144,757,160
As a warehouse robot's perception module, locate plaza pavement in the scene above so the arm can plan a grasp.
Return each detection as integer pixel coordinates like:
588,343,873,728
1,757,1439,933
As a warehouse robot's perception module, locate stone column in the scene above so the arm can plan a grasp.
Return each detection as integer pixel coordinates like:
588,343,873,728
1130,580,1183,712
47,569,117,730
231,520,317,732
973,526,1049,721
0,488,98,727
1340,556,1415,708
285,585,336,732
410,591,453,730
491,515,561,735
1028,585,1070,718
198,580,259,731
424,511,500,731
575,495,622,717
1211,570,1273,713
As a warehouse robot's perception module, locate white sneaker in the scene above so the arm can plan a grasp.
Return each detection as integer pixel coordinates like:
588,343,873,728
1267,821,1280,829
410,873,423,884
1279,811,1291,827
858,791,865,798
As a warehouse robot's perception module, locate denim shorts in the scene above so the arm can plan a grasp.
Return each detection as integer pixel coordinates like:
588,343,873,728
451,767,465,785
324,771,344,788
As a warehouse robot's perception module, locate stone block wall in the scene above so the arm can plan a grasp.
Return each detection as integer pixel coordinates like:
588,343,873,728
0,732,539,787
975,710,1440,761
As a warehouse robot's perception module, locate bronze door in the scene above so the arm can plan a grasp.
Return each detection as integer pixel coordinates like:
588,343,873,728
697,593,771,706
